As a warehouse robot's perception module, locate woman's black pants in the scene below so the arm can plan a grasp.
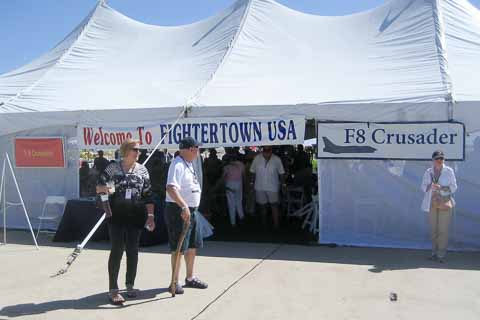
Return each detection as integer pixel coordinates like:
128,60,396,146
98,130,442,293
107,223,142,291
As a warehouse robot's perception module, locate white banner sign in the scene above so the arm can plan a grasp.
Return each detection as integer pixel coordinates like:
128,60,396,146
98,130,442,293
78,117,305,149
317,122,465,160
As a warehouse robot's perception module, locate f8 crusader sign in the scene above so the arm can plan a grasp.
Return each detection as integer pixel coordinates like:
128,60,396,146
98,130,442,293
316,122,465,161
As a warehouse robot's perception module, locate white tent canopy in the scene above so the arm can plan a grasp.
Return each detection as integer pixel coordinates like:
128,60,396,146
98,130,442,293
0,0,479,135
0,0,479,249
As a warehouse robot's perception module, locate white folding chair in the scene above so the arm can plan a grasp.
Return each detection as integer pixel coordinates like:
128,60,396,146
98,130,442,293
302,197,319,234
286,186,305,217
35,196,66,240
289,201,313,219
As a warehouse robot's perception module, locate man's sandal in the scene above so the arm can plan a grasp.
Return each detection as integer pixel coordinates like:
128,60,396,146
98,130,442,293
184,277,208,289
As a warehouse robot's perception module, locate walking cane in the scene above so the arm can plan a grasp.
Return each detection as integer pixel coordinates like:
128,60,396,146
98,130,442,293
169,219,191,297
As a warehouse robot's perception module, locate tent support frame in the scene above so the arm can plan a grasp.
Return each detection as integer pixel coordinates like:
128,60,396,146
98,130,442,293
0,153,39,249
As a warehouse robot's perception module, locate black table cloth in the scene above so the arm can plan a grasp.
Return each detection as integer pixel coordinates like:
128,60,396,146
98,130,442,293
53,199,108,242
54,198,168,246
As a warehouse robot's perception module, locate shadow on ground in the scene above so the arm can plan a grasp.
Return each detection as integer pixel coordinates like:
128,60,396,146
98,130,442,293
3,230,480,273
0,288,170,318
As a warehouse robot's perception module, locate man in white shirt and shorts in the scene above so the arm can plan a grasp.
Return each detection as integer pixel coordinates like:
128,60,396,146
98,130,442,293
165,137,208,294
249,146,286,229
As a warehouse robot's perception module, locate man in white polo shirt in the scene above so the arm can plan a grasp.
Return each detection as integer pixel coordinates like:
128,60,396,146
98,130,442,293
165,137,208,295
250,146,286,229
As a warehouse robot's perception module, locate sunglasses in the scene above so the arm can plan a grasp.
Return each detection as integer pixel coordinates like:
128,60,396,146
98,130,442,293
434,157,444,161
131,147,140,152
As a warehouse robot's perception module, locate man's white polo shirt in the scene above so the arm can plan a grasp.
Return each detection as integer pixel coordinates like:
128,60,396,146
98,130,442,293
166,156,201,207
250,153,285,192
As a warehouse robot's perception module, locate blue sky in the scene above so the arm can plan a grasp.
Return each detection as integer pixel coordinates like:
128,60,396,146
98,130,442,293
1,0,479,74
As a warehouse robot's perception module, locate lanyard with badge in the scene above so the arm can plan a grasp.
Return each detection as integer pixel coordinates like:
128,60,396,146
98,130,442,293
120,162,136,200
180,156,201,193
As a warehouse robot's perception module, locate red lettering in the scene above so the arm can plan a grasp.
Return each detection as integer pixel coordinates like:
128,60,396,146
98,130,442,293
137,127,144,145
99,128,104,145
145,131,152,144
110,133,116,145
116,132,126,144
83,128,93,146
94,132,100,145
104,132,110,145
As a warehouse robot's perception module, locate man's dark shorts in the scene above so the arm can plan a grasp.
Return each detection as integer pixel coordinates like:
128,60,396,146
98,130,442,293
164,202,203,252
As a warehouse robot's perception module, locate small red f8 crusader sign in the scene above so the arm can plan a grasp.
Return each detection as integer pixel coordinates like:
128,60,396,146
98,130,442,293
15,138,65,168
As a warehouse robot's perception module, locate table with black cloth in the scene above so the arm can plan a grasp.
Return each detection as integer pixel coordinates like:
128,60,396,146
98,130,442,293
53,199,108,242
54,197,168,246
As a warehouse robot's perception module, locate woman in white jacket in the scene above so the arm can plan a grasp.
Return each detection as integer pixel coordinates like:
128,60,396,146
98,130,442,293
421,150,457,262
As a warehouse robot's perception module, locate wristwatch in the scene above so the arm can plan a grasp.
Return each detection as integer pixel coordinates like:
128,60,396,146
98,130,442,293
148,213,154,217
181,206,187,211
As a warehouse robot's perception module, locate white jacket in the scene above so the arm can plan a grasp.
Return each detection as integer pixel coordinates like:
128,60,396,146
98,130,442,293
421,165,457,212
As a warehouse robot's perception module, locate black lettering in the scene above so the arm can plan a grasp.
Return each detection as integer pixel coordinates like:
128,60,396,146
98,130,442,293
438,133,449,144
396,134,406,144
416,135,425,144
372,129,385,144
386,133,395,144
345,129,355,144
407,134,416,144
427,128,438,144
449,133,458,144
356,129,366,144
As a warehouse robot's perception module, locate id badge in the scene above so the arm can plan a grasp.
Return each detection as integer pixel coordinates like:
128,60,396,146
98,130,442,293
125,188,132,200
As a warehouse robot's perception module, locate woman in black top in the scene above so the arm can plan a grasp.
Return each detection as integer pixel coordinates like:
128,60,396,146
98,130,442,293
97,139,155,305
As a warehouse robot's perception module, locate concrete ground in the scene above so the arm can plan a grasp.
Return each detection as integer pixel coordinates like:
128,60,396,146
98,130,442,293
0,231,479,320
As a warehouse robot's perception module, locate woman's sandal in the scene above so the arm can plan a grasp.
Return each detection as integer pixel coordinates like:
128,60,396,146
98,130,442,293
108,291,125,305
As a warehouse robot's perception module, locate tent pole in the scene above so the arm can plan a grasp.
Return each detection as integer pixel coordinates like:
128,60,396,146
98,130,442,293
183,105,192,118
314,119,322,244
317,159,322,244
448,99,454,121
5,153,39,249
1,158,5,245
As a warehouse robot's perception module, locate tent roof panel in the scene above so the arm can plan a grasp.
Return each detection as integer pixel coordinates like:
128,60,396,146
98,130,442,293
443,0,480,101
196,0,449,106
0,0,479,134
0,0,249,112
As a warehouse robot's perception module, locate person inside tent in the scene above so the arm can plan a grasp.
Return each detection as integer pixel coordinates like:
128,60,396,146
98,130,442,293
249,146,286,230
223,154,246,227
93,150,110,175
